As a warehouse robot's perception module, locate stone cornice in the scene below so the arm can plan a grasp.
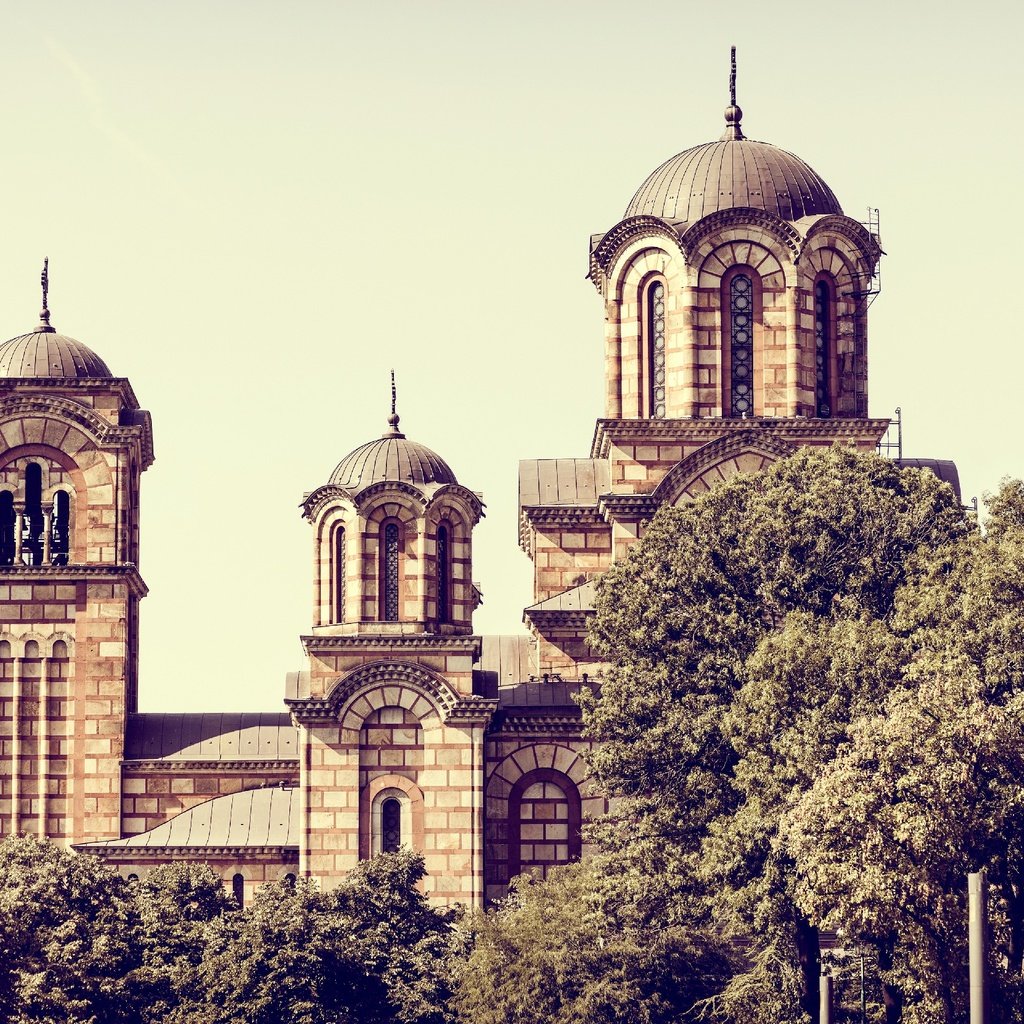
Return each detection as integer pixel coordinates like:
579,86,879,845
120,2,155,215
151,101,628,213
489,710,585,737
447,696,500,726
79,843,299,859
523,609,593,632
0,563,149,597
679,207,802,263
121,759,298,772
590,417,891,459
598,493,659,521
301,634,480,654
0,376,142,410
518,504,606,552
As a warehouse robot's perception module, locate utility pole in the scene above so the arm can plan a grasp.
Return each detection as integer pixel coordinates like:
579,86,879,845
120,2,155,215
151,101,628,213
969,870,989,1024
820,972,834,1024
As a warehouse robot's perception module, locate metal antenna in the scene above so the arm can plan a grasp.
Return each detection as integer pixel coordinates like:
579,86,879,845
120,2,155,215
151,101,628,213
39,257,54,332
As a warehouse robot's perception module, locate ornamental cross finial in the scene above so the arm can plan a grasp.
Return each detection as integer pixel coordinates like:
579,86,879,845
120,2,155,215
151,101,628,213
384,368,404,437
721,45,745,141
39,257,54,332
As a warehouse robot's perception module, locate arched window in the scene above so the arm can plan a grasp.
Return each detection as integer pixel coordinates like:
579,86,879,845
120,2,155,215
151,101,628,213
726,273,755,417
23,464,43,565
231,873,245,906
436,523,450,624
0,492,14,566
646,281,667,418
509,769,582,880
51,491,70,566
127,873,139,883
333,526,345,623
380,522,401,621
283,872,296,889
381,798,402,853
369,787,414,856
814,278,834,418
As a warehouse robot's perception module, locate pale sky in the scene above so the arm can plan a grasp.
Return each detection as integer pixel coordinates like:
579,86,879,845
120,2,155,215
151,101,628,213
0,1,1020,711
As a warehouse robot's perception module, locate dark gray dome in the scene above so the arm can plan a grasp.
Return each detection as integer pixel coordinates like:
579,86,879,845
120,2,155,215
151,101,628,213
625,137,842,223
330,417,457,491
0,328,113,379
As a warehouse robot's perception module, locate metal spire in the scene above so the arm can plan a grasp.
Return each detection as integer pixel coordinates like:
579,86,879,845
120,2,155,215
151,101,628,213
385,368,405,437
721,45,745,141
39,257,54,332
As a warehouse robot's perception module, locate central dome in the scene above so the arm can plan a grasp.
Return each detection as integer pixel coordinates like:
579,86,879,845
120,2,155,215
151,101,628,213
625,137,842,224
330,415,457,492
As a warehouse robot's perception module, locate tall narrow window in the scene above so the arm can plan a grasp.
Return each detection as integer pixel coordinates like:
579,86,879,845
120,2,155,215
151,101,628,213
381,523,400,621
436,524,450,624
0,493,14,566
381,798,402,853
51,491,70,566
333,527,345,623
648,282,666,418
232,874,245,906
23,464,43,565
815,280,832,418
729,275,754,417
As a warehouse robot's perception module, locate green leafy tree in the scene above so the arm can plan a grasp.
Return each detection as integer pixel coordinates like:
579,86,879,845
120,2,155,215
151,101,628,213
581,446,972,1022
0,834,142,1024
455,858,733,1024
178,851,460,1024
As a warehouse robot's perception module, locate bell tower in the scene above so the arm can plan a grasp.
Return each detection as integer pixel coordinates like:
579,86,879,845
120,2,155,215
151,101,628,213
286,386,496,906
0,264,154,844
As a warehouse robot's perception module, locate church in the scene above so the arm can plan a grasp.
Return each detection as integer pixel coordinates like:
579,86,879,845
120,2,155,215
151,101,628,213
0,58,953,907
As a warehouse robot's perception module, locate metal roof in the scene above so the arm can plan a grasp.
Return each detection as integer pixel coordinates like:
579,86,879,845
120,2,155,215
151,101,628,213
896,458,962,500
519,459,609,512
81,785,298,850
497,680,597,709
0,328,113,378
625,138,842,223
526,581,596,615
330,416,457,491
124,713,298,762
475,634,536,695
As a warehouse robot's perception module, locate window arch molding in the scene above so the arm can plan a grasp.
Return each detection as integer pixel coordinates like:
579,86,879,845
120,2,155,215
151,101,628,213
720,264,764,418
812,271,838,419
508,767,582,877
639,273,668,419
359,773,425,860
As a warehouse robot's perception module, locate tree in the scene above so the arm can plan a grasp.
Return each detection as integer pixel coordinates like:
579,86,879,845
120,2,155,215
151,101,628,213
0,834,142,1024
455,858,733,1024
581,446,973,1022
179,851,461,1024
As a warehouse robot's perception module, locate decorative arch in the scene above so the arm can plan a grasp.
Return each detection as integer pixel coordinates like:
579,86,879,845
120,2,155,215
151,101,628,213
359,774,425,859
328,660,461,730
651,431,797,506
680,208,801,270
508,768,583,877
696,240,786,290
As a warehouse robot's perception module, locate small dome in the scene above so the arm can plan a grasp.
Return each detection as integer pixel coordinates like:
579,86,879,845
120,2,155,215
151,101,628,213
625,137,843,223
0,328,113,379
330,417,457,492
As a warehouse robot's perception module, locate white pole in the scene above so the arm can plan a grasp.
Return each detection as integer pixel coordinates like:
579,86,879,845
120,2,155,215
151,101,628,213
969,870,989,1024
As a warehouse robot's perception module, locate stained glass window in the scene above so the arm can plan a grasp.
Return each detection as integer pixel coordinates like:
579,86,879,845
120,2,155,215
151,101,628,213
815,280,832,418
334,527,345,623
648,282,666,418
729,274,754,417
437,524,450,623
382,798,402,853
51,491,70,566
383,523,400,621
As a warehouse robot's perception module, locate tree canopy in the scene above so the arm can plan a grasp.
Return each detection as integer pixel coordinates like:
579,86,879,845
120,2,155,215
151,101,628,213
578,446,1024,1023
